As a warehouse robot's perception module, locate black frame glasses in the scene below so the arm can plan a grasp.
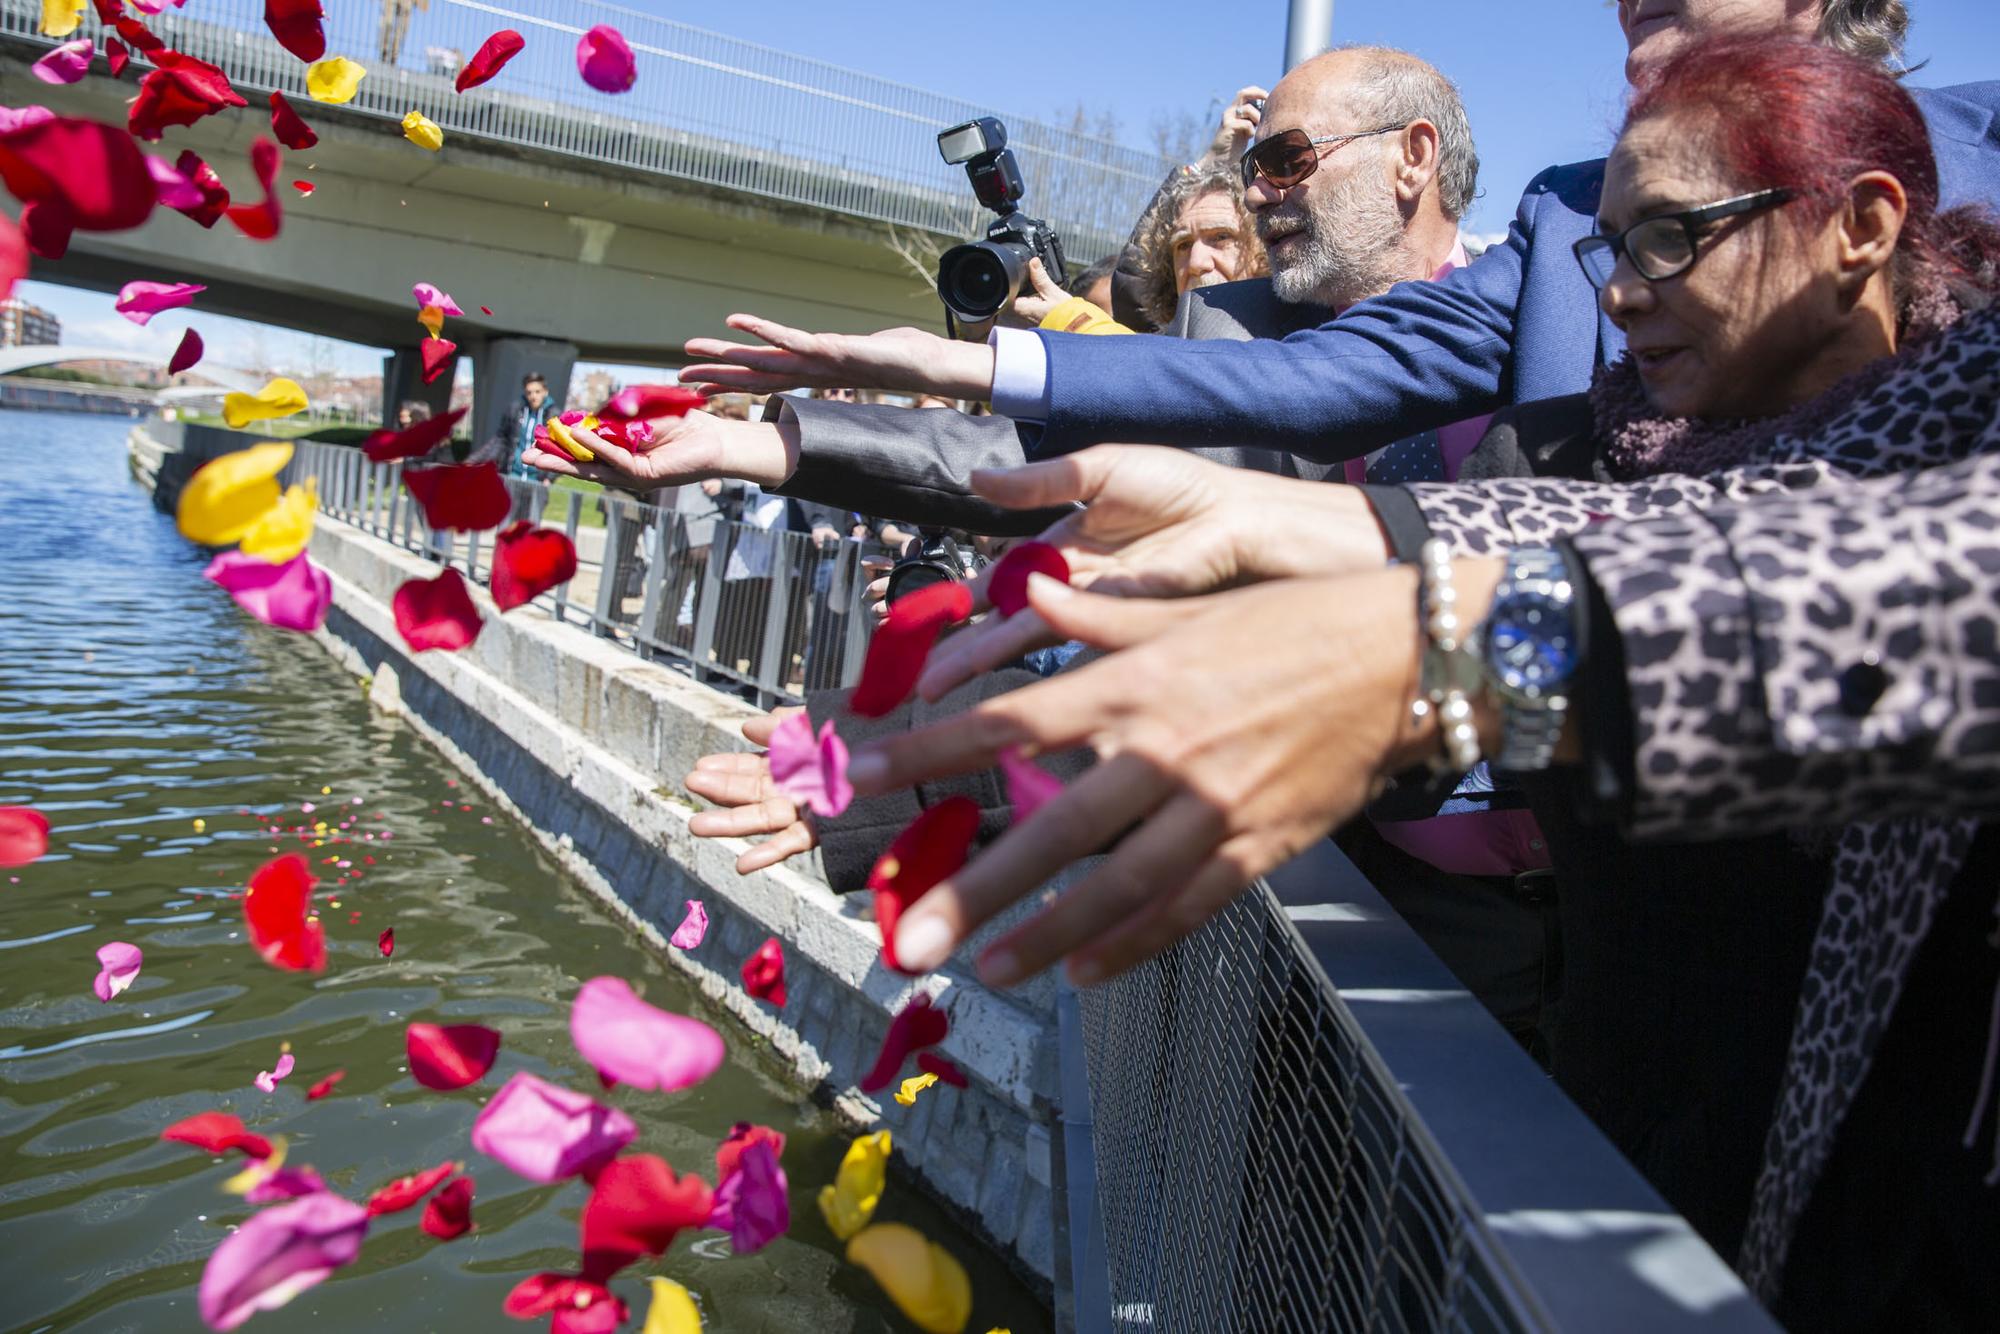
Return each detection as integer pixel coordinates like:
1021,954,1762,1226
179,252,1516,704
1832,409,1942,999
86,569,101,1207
1573,187,1797,289
1238,125,1405,191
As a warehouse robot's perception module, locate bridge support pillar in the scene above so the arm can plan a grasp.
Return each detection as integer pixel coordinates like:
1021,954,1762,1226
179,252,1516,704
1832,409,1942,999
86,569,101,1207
472,337,578,456
381,344,460,430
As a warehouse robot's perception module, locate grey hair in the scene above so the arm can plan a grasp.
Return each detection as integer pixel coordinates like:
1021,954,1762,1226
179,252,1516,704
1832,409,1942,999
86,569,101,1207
1333,45,1479,221
1818,0,1910,68
1129,164,1262,328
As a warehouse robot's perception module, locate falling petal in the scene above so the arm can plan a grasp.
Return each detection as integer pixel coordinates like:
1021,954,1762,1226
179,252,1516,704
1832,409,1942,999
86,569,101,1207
364,1160,457,1214
491,521,577,610
404,1021,500,1089
480,305,492,315
244,853,326,971
169,149,230,228
291,179,314,196
161,1111,273,1160
984,540,1069,617
580,1154,713,1280
40,0,83,36
846,1223,973,1334
305,1069,344,1100
1000,748,1061,822
104,35,129,76
268,90,316,150
221,377,307,429
708,1140,788,1254
471,1071,636,1184
849,581,972,717
305,55,365,104
575,25,636,94
915,1051,968,1088
92,940,142,1001
377,927,393,957
714,1122,785,1181
505,1274,627,1331
244,1165,327,1203
222,137,283,240
30,38,92,85
766,712,852,818
177,441,292,544
570,976,726,1093
598,383,702,421
668,899,708,950
401,109,443,152
197,1191,369,1332
237,479,317,563
815,1130,889,1241
264,0,326,62
740,937,785,1006
144,155,207,212
640,1278,702,1334
421,1176,474,1239
0,113,157,251
416,303,443,339
0,806,50,866
457,29,524,93
203,550,332,633
168,326,204,374
860,994,949,1093
420,336,457,384
402,463,510,532
361,405,465,462
895,1072,939,1106
128,50,248,141
869,798,980,972
410,282,464,316
392,568,484,653
0,211,25,302
115,280,206,327
254,1051,297,1093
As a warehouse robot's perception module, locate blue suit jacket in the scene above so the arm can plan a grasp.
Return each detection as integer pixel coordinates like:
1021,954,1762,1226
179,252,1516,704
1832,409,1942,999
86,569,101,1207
1032,82,2000,461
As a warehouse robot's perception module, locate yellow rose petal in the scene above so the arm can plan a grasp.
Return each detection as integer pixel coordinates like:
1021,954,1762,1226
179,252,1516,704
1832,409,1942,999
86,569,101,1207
546,418,595,462
640,1278,703,1334
220,1136,289,1196
222,377,310,430
306,56,367,104
895,1072,939,1107
401,109,444,152
846,1223,973,1334
816,1129,890,1241
39,0,82,37
417,304,444,339
238,478,318,563
177,442,295,545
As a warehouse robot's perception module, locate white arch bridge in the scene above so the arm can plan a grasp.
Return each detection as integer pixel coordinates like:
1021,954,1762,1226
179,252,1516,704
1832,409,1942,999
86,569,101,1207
0,346,262,402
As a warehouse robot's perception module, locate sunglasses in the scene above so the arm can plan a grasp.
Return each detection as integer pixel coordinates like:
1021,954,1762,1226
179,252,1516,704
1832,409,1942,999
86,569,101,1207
1237,125,1404,191
1573,187,1797,289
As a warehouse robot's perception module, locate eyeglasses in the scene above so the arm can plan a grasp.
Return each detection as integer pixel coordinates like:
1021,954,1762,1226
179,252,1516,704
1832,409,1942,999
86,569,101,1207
1238,125,1404,191
1573,187,1796,289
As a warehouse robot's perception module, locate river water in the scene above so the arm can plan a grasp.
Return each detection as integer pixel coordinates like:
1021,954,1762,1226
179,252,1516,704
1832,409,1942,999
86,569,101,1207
0,410,1047,1334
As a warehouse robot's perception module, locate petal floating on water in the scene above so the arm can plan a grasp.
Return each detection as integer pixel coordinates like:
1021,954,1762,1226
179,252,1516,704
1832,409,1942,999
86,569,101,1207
197,1191,369,1332
244,1165,327,1203
92,940,142,1001
377,927,393,957
0,806,50,866
420,1175,474,1239
570,975,725,1093
405,1021,500,1089
304,1069,344,1100
364,1159,457,1215
161,1111,273,1160
470,1071,636,1184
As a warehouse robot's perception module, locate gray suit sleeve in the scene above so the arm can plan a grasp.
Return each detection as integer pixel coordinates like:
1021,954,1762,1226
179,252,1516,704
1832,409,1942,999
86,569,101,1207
771,398,1073,534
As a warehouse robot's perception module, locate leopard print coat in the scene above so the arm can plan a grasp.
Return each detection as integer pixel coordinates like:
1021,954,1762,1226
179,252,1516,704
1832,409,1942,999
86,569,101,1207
1390,303,2000,1299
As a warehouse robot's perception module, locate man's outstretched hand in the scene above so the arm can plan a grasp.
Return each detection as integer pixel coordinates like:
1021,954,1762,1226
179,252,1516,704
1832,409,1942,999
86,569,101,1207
680,315,997,399
522,409,800,491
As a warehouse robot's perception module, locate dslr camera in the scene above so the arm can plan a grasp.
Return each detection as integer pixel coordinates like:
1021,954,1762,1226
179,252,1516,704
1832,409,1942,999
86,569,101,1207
884,527,982,605
934,117,1069,326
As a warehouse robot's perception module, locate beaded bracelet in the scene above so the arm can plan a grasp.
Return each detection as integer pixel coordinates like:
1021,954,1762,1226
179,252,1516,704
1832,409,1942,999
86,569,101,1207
1415,539,1484,774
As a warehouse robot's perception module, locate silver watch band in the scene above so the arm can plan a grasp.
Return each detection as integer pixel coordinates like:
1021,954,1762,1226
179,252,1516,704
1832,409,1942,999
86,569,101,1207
1480,546,1574,773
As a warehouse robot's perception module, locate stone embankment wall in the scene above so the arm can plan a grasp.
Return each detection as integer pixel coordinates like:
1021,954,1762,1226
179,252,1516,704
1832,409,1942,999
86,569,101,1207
131,425,1061,1290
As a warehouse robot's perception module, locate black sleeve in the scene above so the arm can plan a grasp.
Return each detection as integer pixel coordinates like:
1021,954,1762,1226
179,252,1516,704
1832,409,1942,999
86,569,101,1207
1559,538,1636,824
1358,484,1434,563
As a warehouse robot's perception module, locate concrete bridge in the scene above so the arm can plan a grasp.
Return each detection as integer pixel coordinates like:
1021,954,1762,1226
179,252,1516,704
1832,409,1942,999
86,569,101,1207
0,0,1172,448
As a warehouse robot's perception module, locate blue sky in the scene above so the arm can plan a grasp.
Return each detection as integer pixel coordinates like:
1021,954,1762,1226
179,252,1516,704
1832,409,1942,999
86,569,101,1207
20,0,1999,383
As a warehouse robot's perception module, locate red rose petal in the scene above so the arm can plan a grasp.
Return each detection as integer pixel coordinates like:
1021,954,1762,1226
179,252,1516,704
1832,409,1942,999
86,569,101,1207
0,212,25,302
167,326,203,375
456,29,524,92
740,937,785,1007
714,1122,786,1181
291,179,314,196
129,50,247,142
110,15,163,55
0,806,50,866
597,383,703,421
420,337,457,385
305,1069,345,1100
916,1050,968,1087
859,993,949,1093
986,540,1070,617
169,150,229,228
504,1273,624,1324
104,36,130,78
868,797,979,972
268,91,316,151
244,852,327,972
849,581,972,718
161,1111,273,1160
18,198,71,261
579,1154,712,1281
0,113,157,235
404,1021,500,1089
491,521,577,611
361,405,466,463
402,463,511,532
421,1175,474,1239
479,305,492,316
264,0,326,63
377,927,393,957
223,137,282,241
365,1160,458,1215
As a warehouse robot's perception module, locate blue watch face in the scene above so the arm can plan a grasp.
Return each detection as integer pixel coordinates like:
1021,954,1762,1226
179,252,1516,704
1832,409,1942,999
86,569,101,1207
1487,598,1576,692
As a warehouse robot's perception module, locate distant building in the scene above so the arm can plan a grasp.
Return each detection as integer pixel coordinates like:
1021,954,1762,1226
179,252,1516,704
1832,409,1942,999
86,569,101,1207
0,298,60,348
572,369,618,413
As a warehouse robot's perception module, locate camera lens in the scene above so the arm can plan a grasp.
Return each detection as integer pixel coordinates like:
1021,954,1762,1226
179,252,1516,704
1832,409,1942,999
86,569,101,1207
937,240,1027,322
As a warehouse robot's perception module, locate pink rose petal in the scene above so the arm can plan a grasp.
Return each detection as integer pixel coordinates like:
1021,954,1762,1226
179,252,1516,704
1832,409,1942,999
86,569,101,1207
1000,747,1062,822
575,24,636,94
470,1071,636,1184
255,1051,296,1093
668,899,708,949
411,281,463,316
114,278,204,326
244,1166,327,1203
203,551,332,634
197,1191,369,1331
31,39,93,85
569,975,725,1092
144,155,207,212
92,940,142,1001
766,712,852,818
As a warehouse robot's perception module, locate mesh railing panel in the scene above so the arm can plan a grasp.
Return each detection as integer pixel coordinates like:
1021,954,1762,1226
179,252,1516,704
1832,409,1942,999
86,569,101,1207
1078,883,1528,1334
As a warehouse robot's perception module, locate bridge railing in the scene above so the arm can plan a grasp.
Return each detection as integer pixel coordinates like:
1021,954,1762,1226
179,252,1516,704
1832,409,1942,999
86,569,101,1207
292,439,880,709
0,0,1174,265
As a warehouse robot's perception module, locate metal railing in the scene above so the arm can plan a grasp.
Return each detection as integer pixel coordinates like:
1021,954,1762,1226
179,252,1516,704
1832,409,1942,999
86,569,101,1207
292,439,879,708
1063,839,1779,1333
0,0,1173,265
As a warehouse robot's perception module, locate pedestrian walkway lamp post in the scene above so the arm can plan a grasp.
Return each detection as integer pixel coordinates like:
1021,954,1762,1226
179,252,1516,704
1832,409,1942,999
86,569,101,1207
1285,0,1334,71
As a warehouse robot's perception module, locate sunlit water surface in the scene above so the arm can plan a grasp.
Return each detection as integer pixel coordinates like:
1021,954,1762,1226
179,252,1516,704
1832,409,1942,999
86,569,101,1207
0,410,1047,1334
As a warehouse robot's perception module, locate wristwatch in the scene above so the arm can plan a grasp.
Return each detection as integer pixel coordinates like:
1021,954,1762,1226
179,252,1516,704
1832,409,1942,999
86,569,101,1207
1474,546,1578,772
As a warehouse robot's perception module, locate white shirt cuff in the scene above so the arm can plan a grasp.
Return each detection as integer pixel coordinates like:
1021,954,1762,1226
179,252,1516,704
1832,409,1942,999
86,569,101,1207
987,326,1051,422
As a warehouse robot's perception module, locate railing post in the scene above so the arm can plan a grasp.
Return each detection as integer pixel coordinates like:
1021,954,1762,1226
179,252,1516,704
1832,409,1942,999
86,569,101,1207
690,523,731,685
1054,978,1113,1334
592,495,623,636
753,531,799,708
